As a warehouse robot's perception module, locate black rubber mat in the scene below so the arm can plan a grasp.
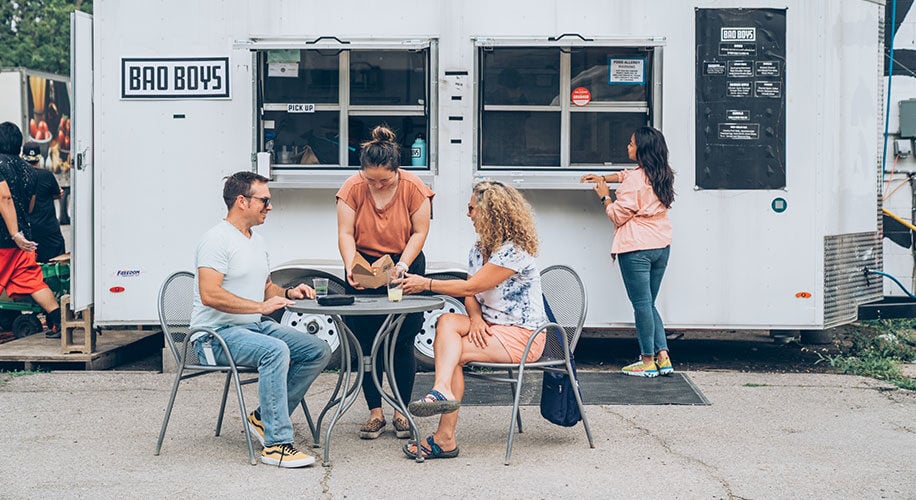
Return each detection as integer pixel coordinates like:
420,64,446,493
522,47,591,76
411,371,709,406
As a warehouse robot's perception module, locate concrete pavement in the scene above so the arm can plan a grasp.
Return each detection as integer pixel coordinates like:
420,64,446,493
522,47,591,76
1,370,914,499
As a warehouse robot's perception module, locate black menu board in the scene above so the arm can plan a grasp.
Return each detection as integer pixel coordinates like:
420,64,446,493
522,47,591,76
695,8,786,189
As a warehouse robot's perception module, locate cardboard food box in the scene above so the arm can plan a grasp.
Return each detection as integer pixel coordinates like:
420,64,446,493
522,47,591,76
351,254,394,289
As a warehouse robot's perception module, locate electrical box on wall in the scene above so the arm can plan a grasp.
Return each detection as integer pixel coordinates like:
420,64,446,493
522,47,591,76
899,99,916,138
894,139,912,158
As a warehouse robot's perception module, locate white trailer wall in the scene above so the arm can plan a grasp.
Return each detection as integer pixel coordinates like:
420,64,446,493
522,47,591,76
87,0,883,327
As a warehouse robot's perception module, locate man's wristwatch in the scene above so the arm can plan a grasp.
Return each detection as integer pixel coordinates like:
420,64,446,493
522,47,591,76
599,195,611,204
284,287,293,299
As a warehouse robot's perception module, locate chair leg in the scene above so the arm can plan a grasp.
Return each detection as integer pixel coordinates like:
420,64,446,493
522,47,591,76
215,371,232,436
154,367,184,455
505,370,527,465
230,369,258,466
300,398,318,445
507,368,523,433
568,366,595,449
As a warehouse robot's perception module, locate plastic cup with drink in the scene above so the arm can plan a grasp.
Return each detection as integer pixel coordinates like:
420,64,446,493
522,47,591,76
387,267,405,302
313,277,329,297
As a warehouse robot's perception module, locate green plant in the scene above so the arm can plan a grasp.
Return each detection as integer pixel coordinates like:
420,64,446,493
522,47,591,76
0,369,42,387
815,322,916,391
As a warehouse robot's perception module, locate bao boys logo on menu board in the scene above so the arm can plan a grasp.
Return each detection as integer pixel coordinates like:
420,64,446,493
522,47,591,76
121,57,230,99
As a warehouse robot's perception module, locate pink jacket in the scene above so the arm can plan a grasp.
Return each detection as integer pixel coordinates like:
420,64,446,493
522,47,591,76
605,167,672,255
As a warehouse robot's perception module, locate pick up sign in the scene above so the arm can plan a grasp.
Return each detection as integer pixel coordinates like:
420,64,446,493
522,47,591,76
121,57,230,99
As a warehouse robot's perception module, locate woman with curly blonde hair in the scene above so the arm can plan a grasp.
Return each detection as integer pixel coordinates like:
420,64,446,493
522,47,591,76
397,180,547,459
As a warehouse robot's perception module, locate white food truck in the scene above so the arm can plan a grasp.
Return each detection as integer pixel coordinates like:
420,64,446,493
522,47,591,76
69,0,889,361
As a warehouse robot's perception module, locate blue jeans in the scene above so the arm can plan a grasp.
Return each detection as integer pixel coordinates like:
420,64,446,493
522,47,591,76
618,246,670,357
198,321,331,446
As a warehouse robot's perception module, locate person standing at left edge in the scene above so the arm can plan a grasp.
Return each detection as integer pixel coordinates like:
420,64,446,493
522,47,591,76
0,122,62,337
192,171,331,468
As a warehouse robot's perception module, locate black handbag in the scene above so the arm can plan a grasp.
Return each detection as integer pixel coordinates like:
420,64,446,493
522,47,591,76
539,299,583,427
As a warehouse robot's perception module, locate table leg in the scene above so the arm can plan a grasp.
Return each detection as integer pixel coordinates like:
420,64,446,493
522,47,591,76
370,313,425,463
319,316,364,467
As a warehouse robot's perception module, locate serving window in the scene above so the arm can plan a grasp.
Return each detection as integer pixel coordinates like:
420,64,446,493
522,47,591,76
255,42,435,175
477,41,662,173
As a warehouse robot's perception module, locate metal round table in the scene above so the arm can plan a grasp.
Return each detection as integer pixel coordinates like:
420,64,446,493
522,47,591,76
287,295,444,465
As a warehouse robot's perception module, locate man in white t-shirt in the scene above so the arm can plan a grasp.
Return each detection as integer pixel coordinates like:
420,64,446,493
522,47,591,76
191,171,330,468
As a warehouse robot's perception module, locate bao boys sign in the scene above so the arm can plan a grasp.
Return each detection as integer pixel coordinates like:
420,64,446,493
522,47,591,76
121,57,230,99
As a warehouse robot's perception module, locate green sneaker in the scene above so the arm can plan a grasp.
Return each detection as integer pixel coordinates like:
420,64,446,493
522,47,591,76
621,360,658,378
656,357,674,376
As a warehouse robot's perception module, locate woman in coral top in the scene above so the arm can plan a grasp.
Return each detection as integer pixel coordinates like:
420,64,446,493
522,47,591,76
581,126,675,378
336,125,434,439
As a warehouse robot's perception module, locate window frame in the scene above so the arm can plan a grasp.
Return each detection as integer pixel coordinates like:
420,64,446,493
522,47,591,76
240,37,438,188
473,37,664,189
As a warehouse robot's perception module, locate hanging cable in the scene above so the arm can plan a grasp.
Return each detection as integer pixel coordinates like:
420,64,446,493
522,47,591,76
883,0,899,178
865,267,916,299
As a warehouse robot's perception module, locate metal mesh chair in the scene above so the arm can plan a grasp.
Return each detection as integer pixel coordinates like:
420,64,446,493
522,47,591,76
153,271,316,465
466,264,595,464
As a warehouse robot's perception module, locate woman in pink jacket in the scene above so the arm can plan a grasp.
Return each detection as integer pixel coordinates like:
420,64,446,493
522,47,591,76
581,127,675,378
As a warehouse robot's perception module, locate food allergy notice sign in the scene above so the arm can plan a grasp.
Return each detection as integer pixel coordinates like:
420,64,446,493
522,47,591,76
121,57,230,99
696,9,786,189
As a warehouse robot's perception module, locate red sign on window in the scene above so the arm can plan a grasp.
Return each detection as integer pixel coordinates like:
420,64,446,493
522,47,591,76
571,87,591,106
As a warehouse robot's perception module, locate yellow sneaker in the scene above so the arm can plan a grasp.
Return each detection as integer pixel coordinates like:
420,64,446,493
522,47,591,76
656,357,674,376
261,443,316,468
621,360,658,378
247,410,265,447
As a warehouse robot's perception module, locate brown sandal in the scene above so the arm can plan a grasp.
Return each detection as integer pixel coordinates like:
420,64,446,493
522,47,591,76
392,415,411,439
359,417,387,439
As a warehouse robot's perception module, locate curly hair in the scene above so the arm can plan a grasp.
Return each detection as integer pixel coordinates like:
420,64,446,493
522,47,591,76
471,180,539,260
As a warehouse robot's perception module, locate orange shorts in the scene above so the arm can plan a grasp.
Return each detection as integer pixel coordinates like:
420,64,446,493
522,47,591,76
488,323,545,363
0,248,49,298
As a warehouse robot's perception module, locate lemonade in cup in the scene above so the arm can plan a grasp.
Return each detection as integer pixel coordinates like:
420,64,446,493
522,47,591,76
387,267,405,302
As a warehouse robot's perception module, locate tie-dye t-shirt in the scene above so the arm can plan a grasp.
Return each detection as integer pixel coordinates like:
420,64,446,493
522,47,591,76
468,241,546,330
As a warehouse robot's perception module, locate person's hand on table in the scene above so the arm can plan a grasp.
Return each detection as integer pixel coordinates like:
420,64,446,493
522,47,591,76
397,272,431,295
286,283,316,300
260,295,293,315
468,316,491,348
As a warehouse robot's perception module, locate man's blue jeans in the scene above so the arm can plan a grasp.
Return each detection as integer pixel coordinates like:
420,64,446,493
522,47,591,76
198,321,331,446
618,246,670,357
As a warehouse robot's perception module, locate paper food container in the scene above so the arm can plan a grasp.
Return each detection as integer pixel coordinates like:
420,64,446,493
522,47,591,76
351,254,394,289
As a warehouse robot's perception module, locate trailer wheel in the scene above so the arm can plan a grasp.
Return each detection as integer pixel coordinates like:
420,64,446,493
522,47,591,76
0,310,21,332
415,272,468,370
269,269,347,368
12,314,43,338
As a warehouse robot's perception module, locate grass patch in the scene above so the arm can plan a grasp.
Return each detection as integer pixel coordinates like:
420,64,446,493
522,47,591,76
0,369,43,387
816,320,916,391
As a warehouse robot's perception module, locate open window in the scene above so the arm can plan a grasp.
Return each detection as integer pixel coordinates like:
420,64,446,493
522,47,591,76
475,37,663,187
244,38,437,187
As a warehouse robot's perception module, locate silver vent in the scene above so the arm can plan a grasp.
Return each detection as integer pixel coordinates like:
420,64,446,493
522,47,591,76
824,232,883,328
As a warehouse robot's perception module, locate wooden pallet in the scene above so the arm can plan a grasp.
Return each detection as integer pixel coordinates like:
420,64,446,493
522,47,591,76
0,328,160,370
